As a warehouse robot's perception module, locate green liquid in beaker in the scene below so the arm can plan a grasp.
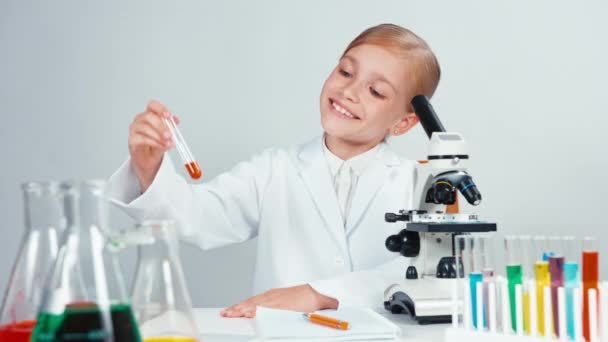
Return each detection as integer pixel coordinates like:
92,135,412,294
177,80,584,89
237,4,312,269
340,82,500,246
31,303,141,342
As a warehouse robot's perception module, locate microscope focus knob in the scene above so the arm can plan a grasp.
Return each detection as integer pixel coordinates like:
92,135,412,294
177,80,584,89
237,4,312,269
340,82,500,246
436,256,458,279
406,266,418,279
400,230,420,257
385,234,404,253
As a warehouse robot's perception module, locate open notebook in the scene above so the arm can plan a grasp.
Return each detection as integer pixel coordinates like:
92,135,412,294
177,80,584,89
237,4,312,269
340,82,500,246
255,307,401,341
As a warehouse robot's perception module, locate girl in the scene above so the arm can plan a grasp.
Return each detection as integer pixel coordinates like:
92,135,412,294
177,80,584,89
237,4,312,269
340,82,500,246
109,23,441,318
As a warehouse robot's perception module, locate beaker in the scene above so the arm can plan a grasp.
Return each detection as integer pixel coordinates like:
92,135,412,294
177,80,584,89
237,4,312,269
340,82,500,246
131,220,199,342
0,182,67,342
30,180,141,342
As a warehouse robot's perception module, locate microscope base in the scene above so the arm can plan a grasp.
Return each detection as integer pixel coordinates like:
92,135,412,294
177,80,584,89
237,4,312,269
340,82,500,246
384,277,458,324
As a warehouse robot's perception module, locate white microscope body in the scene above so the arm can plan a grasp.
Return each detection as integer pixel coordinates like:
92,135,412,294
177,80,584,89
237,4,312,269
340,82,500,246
383,96,496,324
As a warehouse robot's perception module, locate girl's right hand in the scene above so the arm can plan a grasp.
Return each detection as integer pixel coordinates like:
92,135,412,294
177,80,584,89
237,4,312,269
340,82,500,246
128,100,179,193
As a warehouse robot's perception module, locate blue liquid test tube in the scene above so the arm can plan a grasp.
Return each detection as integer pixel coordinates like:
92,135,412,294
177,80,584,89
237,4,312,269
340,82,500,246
562,236,579,340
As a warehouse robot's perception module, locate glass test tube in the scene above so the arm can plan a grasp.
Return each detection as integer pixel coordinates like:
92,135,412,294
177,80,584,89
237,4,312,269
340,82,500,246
455,235,467,328
471,234,486,329
164,116,202,180
479,233,497,330
562,236,579,341
505,236,523,332
582,237,599,342
533,236,551,337
457,235,482,328
519,236,533,334
548,236,564,337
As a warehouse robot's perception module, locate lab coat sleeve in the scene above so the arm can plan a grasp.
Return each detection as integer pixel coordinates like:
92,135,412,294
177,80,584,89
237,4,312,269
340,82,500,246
107,151,274,250
309,257,408,311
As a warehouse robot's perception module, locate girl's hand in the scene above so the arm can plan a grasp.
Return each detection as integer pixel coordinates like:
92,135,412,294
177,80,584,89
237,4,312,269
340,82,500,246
128,100,179,192
220,284,338,318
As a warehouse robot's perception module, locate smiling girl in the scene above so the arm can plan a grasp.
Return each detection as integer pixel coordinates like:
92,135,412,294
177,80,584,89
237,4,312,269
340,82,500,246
109,23,441,318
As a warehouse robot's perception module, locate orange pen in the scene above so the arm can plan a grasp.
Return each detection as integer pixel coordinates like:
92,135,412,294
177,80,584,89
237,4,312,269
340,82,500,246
302,313,349,330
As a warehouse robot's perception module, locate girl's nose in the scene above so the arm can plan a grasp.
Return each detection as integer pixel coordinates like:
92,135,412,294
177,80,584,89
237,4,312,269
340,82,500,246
342,81,360,103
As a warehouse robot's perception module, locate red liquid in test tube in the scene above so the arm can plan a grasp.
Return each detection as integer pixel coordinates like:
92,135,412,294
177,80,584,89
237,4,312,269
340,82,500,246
164,115,203,180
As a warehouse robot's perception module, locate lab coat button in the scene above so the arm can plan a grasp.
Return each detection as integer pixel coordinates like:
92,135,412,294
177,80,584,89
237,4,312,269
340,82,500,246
334,257,345,266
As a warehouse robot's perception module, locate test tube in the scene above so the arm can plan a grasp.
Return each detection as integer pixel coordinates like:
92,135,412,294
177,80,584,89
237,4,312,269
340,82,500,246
519,236,533,334
532,236,551,336
456,235,482,329
548,236,564,337
505,236,523,332
479,234,495,330
582,237,599,342
455,235,467,328
562,236,579,341
164,115,202,180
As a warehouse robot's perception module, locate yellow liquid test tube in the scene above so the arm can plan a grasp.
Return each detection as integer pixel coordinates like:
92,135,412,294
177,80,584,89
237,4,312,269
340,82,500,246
535,261,551,336
523,291,530,334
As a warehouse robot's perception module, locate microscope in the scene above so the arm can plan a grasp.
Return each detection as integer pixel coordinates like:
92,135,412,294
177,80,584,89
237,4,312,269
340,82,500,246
383,95,496,324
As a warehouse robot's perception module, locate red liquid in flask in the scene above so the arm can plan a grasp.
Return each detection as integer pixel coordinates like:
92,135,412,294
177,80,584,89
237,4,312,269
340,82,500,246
582,250,599,342
185,161,202,180
0,320,36,342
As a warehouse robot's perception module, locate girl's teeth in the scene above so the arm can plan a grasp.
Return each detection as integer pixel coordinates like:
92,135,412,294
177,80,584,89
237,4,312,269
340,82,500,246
332,101,355,118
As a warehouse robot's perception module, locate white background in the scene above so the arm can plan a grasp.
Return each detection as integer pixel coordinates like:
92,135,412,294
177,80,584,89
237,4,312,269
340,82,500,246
1,0,606,307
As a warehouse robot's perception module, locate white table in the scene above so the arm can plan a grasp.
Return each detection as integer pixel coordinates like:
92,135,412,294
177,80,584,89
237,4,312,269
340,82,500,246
193,308,449,341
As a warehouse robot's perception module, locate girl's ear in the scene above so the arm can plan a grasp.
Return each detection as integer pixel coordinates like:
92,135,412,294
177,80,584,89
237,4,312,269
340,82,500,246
391,112,419,136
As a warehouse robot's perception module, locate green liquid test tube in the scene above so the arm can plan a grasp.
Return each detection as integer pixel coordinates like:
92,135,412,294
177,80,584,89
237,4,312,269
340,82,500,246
506,264,523,331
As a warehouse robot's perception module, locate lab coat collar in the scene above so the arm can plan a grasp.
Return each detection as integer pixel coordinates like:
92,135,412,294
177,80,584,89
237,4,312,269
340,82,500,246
322,138,381,177
296,135,401,247
298,135,401,168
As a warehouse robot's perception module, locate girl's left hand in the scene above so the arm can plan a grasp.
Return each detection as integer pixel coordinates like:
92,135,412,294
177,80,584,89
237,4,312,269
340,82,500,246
220,284,338,318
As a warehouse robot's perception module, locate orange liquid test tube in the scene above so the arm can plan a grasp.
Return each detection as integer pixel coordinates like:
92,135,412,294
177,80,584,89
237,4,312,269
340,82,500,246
581,237,599,342
582,250,599,342
164,115,203,180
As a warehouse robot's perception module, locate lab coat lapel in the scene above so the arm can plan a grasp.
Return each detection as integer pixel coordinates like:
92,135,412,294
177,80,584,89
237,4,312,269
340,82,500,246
346,144,401,234
296,137,348,255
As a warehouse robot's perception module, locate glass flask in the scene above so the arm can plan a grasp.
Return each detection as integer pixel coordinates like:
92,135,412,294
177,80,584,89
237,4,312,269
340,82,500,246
0,182,67,342
131,221,199,342
30,180,141,342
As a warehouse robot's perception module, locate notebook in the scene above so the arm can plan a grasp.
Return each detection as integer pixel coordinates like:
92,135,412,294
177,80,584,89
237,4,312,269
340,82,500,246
255,307,401,341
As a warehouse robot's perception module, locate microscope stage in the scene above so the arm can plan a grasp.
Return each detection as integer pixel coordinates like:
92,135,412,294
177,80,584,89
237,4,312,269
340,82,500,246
406,222,497,233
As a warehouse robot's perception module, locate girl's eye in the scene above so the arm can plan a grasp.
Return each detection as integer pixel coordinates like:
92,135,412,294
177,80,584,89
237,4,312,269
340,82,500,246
339,69,352,78
370,87,385,99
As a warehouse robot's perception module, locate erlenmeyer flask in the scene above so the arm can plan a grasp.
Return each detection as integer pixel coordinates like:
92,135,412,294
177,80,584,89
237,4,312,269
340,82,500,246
31,180,141,342
131,221,199,342
0,182,66,342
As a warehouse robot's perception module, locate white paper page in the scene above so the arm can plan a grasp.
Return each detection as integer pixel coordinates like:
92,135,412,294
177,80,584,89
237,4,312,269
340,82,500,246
255,307,400,341
192,308,257,336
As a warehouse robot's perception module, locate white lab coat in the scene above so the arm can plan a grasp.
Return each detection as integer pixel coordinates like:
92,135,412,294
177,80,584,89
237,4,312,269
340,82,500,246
108,135,416,309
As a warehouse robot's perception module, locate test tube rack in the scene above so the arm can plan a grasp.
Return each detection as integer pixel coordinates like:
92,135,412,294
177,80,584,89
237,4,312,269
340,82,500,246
446,277,608,341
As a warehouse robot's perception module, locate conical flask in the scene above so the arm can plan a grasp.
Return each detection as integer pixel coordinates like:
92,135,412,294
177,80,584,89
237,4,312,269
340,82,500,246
131,221,199,342
31,180,141,342
0,182,67,342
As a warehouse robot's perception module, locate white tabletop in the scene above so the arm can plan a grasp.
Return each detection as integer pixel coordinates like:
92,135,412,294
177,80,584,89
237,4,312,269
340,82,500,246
193,308,449,341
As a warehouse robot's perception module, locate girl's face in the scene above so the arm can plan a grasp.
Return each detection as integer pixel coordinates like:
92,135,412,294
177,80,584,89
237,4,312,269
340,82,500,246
320,44,416,144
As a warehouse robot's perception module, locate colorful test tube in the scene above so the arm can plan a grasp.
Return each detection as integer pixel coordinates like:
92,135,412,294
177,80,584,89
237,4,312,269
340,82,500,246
582,237,599,342
505,236,523,332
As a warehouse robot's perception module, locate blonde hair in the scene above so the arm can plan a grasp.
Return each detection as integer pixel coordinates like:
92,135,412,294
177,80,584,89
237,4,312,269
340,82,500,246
343,24,441,109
